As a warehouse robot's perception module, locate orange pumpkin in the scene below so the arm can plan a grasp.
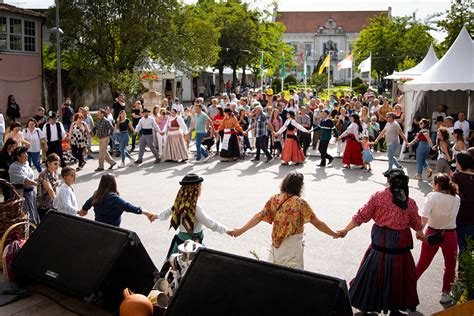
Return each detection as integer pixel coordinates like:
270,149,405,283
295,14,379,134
119,288,153,316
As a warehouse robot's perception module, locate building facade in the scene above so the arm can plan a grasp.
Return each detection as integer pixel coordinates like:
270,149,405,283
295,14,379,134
0,3,44,118
277,10,389,83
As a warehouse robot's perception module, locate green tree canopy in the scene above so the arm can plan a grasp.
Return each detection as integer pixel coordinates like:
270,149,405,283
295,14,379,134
46,0,220,95
352,14,434,78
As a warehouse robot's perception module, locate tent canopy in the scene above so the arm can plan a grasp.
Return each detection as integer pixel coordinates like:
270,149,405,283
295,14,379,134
403,27,474,92
384,44,438,80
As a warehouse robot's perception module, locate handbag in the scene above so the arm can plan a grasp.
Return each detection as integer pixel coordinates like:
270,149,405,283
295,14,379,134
426,196,457,246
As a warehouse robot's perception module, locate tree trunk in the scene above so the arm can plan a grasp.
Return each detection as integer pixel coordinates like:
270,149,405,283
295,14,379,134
218,65,224,94
232,66,237,90
242,67,246,87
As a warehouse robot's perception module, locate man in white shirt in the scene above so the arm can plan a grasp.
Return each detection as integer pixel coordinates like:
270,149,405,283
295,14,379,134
453,111,471,143
134,108,161,165
289,89,299,106
42,111,66,167
172,98,184,114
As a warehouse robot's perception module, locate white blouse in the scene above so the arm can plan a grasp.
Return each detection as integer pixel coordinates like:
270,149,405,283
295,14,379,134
23,128,44,153
162,116,188,134
157,204,227,234
420,192,460,230
276,119,308,135
340,122,361,140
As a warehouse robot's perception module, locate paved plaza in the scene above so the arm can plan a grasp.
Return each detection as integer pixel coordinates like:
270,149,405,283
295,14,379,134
63,145,444,315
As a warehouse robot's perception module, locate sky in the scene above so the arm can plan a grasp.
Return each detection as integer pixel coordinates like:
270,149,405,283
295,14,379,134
6,0,451,40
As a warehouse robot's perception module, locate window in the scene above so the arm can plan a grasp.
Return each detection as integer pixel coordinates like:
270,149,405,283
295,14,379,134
24,20,36,52
0,16,36,52
304,43,312,56
9,18,22,51
0,17,6,50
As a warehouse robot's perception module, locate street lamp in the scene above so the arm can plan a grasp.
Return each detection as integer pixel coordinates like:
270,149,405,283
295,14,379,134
47,0,63,118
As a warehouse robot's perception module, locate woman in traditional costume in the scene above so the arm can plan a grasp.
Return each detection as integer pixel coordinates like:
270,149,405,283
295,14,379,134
338,113,364,169
274,111,309,165
339,169,425,314
229,171,340,269
216,108,244,161
153,174,228,261
161,108,189,162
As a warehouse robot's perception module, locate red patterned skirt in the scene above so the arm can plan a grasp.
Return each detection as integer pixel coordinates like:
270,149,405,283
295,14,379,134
281,131,305,163
342,134,363,166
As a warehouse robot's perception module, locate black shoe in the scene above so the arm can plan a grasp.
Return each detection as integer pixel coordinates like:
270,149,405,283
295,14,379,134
94,168,104,172
265,157,273,163
251,158,260,162
328,157,334,165
134,159,143,164
317,163,326,167
108,163,116,170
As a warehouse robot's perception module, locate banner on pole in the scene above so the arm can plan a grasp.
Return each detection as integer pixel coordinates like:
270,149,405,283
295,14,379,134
318,54,330,75
358,55,371,73
337,54,352,70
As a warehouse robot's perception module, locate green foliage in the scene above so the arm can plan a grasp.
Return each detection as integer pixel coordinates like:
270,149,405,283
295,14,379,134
399,57,418,71
285,74,298,86
451,239,474,303
351,77,363,87
433,0,474,56
308,73,327,93
353,14,434,78
110,70,144,99
46,0,220,96
354,84,368,95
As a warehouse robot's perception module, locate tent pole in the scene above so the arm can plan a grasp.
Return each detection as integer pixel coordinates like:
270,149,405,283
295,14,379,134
468,90,472,120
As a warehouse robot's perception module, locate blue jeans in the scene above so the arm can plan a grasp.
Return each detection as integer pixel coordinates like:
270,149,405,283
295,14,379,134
386,142,401,171
28,151,42,172
119,132,132,163
416,141,430,175
0,132,3,147
195,132,208,161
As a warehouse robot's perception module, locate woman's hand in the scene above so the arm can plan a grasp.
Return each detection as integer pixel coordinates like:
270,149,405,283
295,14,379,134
227,228,243,237
335,230,347,238
416,230,427,241
78,209,88,217
143,211,157,222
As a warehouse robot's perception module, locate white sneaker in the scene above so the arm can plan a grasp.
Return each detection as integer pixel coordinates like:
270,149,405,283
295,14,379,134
118,162,125,168
202,155,210,163
127,158,135,166
440,293,453,304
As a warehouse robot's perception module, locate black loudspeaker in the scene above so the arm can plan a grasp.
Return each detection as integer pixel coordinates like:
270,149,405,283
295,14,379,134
12,211,158,311
166,248,352,316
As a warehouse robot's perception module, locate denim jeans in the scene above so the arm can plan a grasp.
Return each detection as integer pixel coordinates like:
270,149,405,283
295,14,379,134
119,131,132,163
0,132,3,147
386,142,401,171
195,132,209,161
416,141,430,175
28,151,42,172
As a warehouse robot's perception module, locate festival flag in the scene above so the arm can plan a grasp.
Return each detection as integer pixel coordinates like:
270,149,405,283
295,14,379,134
359,54,371,73
337,54,353,70
301,51,307,77
318,54,330,75
280,52,287,79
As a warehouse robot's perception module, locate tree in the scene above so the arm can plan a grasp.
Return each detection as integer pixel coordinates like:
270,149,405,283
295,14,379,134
352,14,434,78
433,0,474,55
46,0,220,97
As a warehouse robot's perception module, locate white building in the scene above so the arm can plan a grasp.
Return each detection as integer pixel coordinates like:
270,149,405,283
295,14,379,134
277,9,390,83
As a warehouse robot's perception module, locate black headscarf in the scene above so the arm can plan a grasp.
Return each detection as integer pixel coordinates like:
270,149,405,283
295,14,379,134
387,169,409,210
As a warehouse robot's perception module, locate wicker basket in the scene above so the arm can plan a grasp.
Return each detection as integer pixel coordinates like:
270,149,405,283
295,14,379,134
0,178,27,239
0,221,37,268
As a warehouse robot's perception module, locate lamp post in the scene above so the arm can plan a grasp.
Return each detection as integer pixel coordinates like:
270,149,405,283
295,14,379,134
48,0,63,117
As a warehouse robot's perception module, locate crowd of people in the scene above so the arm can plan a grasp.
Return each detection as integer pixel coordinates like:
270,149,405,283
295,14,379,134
1,90,474,314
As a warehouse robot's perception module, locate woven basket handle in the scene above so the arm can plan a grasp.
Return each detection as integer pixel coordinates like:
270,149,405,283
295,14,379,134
0,221,37,263
0,178,22,200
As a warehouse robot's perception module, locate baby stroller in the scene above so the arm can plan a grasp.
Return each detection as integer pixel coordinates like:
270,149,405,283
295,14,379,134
62,133,75,163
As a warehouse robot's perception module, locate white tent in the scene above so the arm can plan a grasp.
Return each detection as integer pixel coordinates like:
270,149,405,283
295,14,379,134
385,44,438,80
402,27,474,129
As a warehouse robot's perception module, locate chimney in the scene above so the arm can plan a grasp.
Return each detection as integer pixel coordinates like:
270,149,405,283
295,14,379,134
388,6,392,18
